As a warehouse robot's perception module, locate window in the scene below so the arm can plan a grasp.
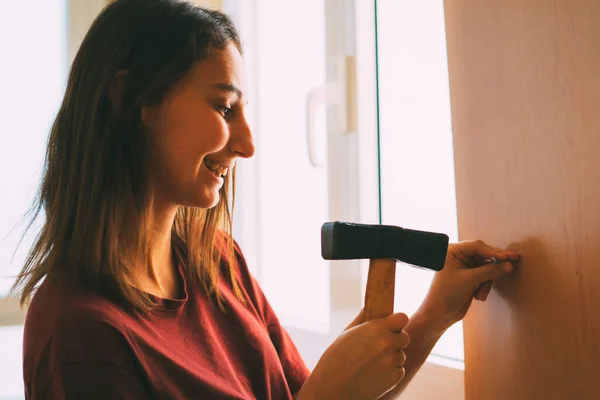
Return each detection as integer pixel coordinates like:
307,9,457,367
0,0,464,397
376,0,464,366
0,325,24,400
0,1,69,398
225,0,332,335
0,0,67,298
228,2,465,392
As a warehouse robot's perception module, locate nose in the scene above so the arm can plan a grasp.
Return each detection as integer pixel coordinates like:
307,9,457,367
229,110,255,159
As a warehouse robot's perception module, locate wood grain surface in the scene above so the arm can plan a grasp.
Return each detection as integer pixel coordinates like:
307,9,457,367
444,0,600,398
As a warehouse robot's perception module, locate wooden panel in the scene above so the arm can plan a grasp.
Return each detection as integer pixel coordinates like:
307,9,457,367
444,0,600,399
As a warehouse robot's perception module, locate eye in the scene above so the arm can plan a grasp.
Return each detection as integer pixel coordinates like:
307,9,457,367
216,105,233,119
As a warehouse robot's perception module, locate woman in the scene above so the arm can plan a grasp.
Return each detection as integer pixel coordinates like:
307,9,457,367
12,0,519,399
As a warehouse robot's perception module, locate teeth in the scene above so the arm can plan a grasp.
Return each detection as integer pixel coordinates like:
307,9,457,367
204,160,228,178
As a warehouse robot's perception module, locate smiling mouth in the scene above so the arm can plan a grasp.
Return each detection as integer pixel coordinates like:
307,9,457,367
203,159,229,178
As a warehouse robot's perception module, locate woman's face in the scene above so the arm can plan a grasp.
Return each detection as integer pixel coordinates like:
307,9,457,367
142,42,254,210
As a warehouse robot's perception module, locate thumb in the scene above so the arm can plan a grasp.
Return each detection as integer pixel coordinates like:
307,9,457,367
469,261,514,286
345,308,365,330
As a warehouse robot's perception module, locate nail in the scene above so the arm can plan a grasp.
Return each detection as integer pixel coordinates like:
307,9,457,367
489,257,506,266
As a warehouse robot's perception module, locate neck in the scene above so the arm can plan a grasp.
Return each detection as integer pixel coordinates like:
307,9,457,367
130,203,182,299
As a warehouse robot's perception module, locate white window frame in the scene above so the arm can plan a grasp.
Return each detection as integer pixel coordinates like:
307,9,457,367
355,0,465,396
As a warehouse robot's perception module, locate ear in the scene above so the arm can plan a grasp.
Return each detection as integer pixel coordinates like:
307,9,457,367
140,102,155,132
108,70,130,114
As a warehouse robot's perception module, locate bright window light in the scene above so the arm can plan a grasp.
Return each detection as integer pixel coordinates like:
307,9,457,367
376,0,464,364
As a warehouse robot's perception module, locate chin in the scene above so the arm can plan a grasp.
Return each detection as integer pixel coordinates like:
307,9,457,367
193,190,221,209
205,197,221,209
178,184,223,210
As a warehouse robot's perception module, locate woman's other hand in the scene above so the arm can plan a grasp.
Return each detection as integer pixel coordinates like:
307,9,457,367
419,239,520,332
299,311,410,400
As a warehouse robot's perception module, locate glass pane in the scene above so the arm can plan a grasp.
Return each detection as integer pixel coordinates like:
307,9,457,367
0,325,25,400
375,0,463,362
228,0,331,331
0,0,68,296
0,2,67,398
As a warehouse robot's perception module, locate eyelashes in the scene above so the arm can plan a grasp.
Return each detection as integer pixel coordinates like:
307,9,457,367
215,105,233,120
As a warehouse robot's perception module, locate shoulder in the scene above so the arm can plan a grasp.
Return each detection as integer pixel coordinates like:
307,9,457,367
24,277,136,368
23,278,148,398
231,238,253,282
220,237,283,325
215,231,254,285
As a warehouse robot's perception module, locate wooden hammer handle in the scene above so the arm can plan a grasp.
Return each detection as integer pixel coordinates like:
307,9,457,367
364,259,397,321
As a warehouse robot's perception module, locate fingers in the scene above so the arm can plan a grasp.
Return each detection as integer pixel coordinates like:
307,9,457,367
474,281,493,301
385,312,409,332
395,349,407,367
457,240,520,263
470,261,514,286
489,245,520,263
393,330,410,349
393,367,406,386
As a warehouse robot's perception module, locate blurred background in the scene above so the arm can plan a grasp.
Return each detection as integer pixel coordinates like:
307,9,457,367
0,0,461,398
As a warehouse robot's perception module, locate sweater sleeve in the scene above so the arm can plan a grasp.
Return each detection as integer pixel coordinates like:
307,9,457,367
231,241,311,396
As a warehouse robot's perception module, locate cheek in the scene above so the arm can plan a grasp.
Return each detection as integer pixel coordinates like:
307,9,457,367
162,119,229,186
177,118,228,162
149,97,229,187
161,106,228,158
196,118,229,152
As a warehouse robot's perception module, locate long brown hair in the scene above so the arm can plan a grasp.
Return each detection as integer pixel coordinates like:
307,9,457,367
10,0,245,310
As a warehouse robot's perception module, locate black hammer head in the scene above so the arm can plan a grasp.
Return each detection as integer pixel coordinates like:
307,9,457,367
321,221,449,271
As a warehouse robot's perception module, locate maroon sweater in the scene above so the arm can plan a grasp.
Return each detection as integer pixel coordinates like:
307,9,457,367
22,243,310,399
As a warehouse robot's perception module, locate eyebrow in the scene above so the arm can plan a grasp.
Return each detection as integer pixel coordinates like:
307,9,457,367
213,83,243,100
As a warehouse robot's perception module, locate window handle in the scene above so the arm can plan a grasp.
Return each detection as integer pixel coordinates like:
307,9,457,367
305,56,357,168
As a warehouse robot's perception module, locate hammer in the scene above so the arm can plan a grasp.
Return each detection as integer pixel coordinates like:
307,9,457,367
321,221,449,321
